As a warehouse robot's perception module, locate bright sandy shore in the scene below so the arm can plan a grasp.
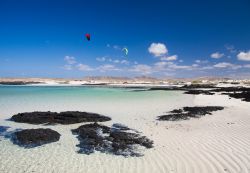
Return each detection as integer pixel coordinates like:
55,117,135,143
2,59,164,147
0,92,250,173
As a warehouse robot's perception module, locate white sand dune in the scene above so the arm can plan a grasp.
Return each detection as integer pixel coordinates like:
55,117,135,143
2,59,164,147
0,91,250,173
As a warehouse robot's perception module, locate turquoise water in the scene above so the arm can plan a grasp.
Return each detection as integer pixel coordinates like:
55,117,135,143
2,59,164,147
0,86,185,118
0,86,177,101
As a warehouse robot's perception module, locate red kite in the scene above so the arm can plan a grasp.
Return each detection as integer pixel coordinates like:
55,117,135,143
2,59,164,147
85,33,90,41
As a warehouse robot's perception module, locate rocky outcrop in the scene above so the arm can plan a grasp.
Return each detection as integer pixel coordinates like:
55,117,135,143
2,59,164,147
184,90,214,95
11,111,111,125
146,86,250,102
12,128,60,147
222,92,250,102
211,87,250,102
72,123,153,157
158,106,224,121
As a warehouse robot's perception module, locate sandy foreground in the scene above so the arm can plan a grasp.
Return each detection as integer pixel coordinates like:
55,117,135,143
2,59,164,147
0,92,250,173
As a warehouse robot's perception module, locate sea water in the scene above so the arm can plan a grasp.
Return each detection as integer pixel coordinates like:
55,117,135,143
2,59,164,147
0,86,187,118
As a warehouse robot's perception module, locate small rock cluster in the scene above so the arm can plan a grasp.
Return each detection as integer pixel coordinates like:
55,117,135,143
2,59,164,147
158,106,224,121
72,123,153,157
11,111,111,125
12,128,61,148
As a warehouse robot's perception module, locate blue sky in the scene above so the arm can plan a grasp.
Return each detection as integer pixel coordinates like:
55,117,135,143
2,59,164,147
0,0,250,78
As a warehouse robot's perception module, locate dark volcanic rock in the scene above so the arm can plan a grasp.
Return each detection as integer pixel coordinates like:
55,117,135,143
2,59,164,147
112,123,130,131
211,87,250,102
12,128,60,147
184,90,214,95
211,87,250,92
181,84,216,89
11,111,111,125
148,84,216,92
158,106,224,121
133,85,250,102
72,123,153,157
169,109,183,114
148,87,181,91
222,92,250,102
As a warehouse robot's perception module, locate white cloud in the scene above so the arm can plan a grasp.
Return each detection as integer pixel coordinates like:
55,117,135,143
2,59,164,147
192,64,199,67
148,43,168,57
98,64,120,72
225,44,236,53
231,65,242,70
96,56,106,62
113,59,120,63
201,66,214,70
130,64,153,74
121,60,129,65
237,51,250,61
63,65,72,70
179,60,183,63
195,59,209,64
213,62,241,69
153,61,198,71
113,45,121,50
161,55,178,61
64,56,76,64
77,64,94,71
168,64,193,70
154,61,171,71
103,58,130,65
211,52,224,59
154,61,173,67
214,62,233,68
244,64,250,68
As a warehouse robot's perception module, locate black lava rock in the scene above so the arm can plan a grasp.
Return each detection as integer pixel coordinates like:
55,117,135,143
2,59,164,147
211,87,250,102
181,84,216,89
158,106,224,121
222,92,250,102
72,123,153,157
111,123,131,131
12,128,60,147
211,87,250,92
11,111,111,125
184,90,214,95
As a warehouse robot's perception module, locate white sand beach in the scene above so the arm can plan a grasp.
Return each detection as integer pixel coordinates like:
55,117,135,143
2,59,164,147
0,86,250,173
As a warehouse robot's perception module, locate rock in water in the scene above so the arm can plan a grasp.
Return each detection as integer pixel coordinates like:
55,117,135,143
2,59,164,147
184,90,214,95
0,126,10,137
158,106,224,121
72,123,153,157
0,126,10,133
11,111,111,125
12,128,60,148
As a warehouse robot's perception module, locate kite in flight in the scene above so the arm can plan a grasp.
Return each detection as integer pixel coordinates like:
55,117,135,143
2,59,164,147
122,47,128,56
85,33,91,41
